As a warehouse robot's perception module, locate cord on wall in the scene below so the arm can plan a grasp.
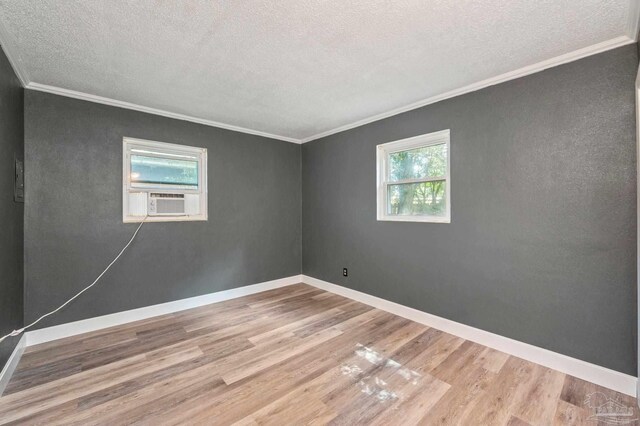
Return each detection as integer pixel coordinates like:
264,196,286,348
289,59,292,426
0,216,148,344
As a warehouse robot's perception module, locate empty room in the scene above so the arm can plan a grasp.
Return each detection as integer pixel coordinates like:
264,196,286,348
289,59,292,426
0,1,639,424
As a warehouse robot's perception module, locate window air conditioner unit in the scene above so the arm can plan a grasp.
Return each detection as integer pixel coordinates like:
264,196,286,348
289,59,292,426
148,193,186,216
123,137,208,223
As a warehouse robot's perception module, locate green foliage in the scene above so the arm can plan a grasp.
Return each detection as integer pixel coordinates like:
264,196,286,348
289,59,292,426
387,144,447,216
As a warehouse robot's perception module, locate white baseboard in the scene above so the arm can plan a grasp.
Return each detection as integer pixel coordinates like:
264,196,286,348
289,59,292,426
25,275,303,347
18,273,636,397
302,275,638,397
0,335,26,396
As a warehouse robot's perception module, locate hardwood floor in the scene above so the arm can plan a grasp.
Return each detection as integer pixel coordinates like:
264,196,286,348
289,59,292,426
0,283,636,425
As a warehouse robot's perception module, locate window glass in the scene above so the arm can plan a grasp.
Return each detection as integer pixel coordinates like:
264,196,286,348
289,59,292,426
387,181,447,216
376,130,450,222
130,154,198,186
388,143,447,181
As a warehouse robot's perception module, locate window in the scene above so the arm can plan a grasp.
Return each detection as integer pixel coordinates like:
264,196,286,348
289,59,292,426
377,130,450,223
130,155,198,188
123,137,207,222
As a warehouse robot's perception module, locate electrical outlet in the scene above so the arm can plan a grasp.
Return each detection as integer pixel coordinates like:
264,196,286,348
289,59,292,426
343,268,348,277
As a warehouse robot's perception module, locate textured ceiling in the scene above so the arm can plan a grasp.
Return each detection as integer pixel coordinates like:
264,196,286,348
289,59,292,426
0,1,636,142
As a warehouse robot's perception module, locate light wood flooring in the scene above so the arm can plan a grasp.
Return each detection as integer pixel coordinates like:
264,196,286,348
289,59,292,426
0,283,637,425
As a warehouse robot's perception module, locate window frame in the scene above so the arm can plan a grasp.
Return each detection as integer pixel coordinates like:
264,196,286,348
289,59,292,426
123,137,208,223
376,129,451,223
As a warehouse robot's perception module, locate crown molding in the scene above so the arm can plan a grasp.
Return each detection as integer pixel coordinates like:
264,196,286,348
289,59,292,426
0,2,636,144
26,83,302,144
300,34,635,143
0,13,302,144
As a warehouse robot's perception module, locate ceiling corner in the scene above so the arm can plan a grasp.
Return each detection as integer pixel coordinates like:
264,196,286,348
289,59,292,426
0,16,29,87
626,0,640,41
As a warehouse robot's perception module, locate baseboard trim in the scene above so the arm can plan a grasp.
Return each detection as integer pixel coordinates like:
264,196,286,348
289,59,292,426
19,274,637,396
25,275,303,347
0,335,26,396
302,275,637,397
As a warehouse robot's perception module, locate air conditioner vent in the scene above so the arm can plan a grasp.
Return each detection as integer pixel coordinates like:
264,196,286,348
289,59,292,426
148,193,186,216
150,193,184,198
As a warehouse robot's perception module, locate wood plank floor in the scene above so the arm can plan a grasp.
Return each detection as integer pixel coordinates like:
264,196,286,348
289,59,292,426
0,283,637,425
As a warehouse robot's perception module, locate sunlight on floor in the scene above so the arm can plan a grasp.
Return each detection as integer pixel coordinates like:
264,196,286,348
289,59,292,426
340,343,422,404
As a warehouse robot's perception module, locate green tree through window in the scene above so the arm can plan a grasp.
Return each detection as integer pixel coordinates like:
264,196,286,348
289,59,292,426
387,144,447,216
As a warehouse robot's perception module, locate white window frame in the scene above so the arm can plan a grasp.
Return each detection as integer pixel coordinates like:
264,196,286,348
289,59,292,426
376,129,450,223
123,137,208,223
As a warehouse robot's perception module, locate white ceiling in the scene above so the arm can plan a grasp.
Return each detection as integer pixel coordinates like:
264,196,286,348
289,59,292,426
0,1,637,143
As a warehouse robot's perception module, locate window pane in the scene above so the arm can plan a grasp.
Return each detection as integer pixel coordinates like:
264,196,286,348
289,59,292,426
387,181,446,216
388,143,447,181
131,155,198,186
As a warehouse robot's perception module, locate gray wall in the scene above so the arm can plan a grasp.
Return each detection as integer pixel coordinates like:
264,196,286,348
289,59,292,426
24,91,301,329
302,45,638,375
18,44,639,375
0,48,24,369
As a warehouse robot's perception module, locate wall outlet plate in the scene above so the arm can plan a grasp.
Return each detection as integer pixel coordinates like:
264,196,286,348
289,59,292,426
14,156,24,203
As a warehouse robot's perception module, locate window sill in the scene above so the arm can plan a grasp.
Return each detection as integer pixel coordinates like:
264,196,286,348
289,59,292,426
377,215,450,223
123,215,208,223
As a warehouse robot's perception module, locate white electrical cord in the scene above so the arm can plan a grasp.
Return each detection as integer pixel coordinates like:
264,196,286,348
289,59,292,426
0,216,148,344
